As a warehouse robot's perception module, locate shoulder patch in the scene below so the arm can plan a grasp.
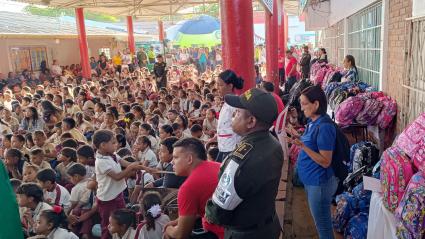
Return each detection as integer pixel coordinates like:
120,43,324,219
233,143,253,160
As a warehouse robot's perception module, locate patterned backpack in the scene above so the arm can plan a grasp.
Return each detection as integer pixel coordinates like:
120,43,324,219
332,192,358,233
335,96,365,126
413,139,425,173
344,212,369,239
395,113,425,158
329,88,349,111
349,141,380,173
313,66,328,85
376,96,397,129
395,171,425,239
355,98,384,125
352,182,372,214
381,146,416,212
325,82,341,99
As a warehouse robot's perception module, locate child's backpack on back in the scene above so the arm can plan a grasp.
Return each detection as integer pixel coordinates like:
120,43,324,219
395,171,425,239
380,146,415,212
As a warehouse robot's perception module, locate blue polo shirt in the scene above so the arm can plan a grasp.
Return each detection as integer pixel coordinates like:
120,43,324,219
297,115,336,186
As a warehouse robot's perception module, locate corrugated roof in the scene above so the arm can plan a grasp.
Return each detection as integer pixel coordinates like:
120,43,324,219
0,11,149,36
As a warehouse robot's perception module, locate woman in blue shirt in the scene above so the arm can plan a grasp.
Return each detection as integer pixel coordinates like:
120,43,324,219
342,55,359,83
289,85,338,239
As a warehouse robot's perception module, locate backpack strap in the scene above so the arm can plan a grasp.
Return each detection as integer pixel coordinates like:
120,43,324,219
54,184,61,206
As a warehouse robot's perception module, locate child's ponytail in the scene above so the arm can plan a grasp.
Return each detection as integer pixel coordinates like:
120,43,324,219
142,192,162,231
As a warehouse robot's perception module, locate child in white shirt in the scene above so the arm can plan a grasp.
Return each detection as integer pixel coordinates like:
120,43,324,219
36,168,71,213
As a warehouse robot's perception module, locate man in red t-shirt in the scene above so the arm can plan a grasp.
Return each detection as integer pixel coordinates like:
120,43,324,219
164,138,224,239
284,50,298,94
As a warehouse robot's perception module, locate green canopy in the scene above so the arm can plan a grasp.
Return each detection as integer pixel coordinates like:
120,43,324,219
173,30,221,47
0,161,24,239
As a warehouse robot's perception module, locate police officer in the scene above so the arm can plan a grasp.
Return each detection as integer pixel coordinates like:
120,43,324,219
205,88,283,239
153,54,167,90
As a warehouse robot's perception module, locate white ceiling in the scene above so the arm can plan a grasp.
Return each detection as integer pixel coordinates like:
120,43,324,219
12,0,300,19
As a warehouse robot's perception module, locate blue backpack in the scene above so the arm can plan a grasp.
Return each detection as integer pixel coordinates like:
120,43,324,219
344,212,369,239
332,192,358,233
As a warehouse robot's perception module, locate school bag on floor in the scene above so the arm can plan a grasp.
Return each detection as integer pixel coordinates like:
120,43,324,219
380,146,415,212
352,182,372,214
376,96,397,129
349,141,380,173
344,212,369,239
335,96,365,126
395,171,425,239
395,113,425,158
355,98,384,125
332,192,358,233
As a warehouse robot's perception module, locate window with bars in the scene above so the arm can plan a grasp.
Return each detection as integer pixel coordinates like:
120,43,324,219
319,19,345,67
347,2,382,89
99,48,111,59
9,46,48,73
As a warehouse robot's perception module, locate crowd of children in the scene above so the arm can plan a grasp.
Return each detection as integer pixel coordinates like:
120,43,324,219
0,49,234,239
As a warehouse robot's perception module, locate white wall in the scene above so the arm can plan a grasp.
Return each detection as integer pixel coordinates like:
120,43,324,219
329,0,380,25
413,0,425,18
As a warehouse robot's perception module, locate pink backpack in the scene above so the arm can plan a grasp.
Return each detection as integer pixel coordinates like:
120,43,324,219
335,96,365,126
376,96,397,129
395,113,425,158
395,171,425,239
413,139,425,173
313,66,328,85
355,98,384,125
380,146,415,212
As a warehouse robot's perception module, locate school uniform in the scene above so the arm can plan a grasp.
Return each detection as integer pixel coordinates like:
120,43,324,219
44,183,71,212
95,152,126,239
112,227,136,239
216,103,241,162
137,148,158,168
46,228,79,239
70,178,93,235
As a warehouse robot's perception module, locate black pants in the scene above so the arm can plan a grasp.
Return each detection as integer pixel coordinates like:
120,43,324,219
224,216,281,239
284,76,297,95
190,231,219,239
279,67,285,84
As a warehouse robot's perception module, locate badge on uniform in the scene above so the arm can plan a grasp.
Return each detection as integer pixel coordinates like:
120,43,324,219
233,143,253,160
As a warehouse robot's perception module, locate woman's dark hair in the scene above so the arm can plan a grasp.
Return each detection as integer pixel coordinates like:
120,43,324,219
218,70,244,90
176,114,188,130
41,100,61,113
140,123,156,137
111,209,136,230
160,124,174,136
141,192,162,231
320,48,327,54
61,147,77,162
160,137,179,154
16,183,44,203
40,208,69,230
92,129,114,149
25,106,39,122
300,85,328,116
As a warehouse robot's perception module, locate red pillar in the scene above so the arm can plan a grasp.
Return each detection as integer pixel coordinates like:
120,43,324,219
75,8,90,79
265,0,279,87
158,20,164,42
126,16,135,54
220,0,255,93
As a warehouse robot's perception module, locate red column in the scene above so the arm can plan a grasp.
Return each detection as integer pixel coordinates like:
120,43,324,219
75,8,90,79
158,20,164,42
126,16,135,54
220,0,255,93
265,0,279,87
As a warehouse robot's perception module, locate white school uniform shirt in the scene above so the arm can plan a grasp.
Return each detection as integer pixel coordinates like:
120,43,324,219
112,227,136,239
44,184,71,211
95,152,126,201
70,178,91,209
217,102,241,152
137,148,158,168
47,228,79,239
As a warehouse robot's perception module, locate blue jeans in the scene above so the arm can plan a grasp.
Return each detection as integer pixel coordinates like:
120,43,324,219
304,176,338,239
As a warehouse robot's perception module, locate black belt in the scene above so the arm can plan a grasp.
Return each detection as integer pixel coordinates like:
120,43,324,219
229,214,276,231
